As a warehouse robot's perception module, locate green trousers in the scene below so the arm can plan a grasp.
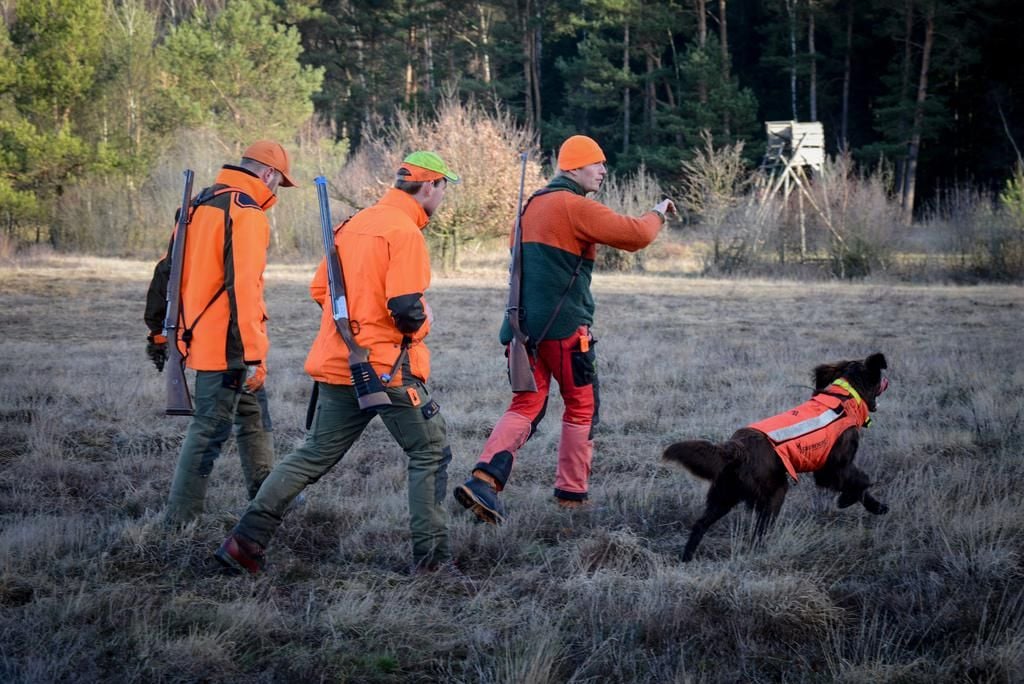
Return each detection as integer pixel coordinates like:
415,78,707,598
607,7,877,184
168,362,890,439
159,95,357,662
165,370,275,525
235,380,451,567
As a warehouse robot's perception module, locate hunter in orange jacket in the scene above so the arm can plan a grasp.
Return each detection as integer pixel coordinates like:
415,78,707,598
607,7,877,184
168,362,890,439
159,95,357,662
217,152,462,574
305,187,434,385
454,135,677,524
152,139,297,527
176,165,275,371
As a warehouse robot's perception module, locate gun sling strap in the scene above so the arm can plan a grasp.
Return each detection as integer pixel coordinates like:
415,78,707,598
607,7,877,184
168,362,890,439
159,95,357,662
174,184,251,350
517,187,586,352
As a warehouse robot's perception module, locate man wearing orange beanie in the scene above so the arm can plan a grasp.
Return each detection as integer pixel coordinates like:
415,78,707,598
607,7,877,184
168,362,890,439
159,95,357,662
454,135,675,523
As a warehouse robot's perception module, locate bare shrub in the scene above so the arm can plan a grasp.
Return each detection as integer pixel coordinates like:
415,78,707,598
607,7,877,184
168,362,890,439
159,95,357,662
678,130,752,272
330,94,544,271
919,184,1024,282
713,152,903,278
0,231,15,262
593,164,664,272
811,153,902,278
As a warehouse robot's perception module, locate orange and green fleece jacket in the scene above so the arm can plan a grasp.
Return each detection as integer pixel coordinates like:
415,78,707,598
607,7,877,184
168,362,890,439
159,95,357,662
500,176,663,344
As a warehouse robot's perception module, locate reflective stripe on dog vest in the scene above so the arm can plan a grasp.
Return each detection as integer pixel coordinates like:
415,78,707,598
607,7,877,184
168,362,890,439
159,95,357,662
748,380,871,482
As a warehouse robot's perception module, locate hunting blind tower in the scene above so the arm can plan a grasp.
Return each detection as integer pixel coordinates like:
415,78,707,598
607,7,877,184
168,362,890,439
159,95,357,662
757,121,844,260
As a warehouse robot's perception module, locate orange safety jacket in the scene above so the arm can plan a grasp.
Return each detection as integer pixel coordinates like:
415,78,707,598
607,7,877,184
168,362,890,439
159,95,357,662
173,166,275,371
305,188,433,385
747,379,871,482
499,177,664,344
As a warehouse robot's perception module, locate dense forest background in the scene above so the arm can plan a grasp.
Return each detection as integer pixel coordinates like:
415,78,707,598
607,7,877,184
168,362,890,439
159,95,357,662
1,0,1023,267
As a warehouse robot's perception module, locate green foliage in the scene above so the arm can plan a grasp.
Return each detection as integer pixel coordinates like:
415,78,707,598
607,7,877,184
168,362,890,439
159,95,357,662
999,162,1024,229
158,0,324,147
678,36,760,150
9,0,106,130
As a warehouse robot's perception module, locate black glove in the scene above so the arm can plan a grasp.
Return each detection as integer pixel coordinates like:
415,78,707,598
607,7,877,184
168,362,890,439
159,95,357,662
146,333,167,372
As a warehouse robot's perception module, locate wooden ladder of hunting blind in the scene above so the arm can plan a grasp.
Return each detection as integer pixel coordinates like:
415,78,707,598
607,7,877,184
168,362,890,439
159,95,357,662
755,121,846,262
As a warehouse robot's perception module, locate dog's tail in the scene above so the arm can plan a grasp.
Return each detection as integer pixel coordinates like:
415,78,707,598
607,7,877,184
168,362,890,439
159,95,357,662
662,440,731,481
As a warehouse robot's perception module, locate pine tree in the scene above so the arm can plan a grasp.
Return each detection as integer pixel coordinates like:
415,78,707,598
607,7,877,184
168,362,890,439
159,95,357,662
158,0,324,150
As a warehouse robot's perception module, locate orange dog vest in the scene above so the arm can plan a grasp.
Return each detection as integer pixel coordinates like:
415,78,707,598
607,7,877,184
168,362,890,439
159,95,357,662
747,380,871,482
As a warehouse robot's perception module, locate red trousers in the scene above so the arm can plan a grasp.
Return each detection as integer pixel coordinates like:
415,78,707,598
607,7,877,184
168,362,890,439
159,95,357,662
474,326,599,501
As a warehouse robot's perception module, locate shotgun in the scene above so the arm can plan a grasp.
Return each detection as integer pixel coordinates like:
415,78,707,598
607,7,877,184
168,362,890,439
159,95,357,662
164,169,195,416
506,152,537,392
314,176,392,410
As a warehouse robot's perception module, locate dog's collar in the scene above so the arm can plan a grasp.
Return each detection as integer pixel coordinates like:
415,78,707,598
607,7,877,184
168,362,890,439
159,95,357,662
831,378,862,405
829,378,872,427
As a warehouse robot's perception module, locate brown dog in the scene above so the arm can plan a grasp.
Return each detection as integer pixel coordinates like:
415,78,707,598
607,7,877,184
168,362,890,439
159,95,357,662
663,353,889,562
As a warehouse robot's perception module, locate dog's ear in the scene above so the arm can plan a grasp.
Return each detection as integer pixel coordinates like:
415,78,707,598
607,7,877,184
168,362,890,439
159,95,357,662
813,362,845,390
867,353,887,372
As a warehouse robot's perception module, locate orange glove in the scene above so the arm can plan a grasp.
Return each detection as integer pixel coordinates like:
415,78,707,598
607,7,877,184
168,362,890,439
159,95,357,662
146,333,168,372
244,361,267,393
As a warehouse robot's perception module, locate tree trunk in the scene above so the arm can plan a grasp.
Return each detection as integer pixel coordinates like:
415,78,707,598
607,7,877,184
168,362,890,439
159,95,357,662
519,0,535,132
840,0,853,149
479,3,492,84
719,0,730,135
520,0,542,135
808,2,817,122
423,22,434,97
903,1,935,224
645,51,656,139
622,24,630,154
896,0,914,196
695,0,707,104
786,0,798,121
718,0,729,79
404,26,416,106
532,8,542,131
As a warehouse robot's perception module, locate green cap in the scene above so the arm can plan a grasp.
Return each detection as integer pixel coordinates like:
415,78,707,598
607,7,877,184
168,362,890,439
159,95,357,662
401,150,461,184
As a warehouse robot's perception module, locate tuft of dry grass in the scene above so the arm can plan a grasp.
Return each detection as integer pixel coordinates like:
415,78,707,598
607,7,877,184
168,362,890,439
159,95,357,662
0,255,1022,682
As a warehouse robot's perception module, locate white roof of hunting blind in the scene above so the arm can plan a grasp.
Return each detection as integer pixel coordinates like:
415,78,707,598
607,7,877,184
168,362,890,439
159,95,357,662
765,121,824,171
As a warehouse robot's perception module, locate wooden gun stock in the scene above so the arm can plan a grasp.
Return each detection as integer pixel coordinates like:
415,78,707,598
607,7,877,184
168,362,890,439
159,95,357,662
165,169,195,416
507,152,537,392
507,336,536,392
314,176,391,410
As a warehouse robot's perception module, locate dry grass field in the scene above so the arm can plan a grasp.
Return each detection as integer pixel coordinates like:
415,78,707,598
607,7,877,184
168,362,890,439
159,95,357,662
0,254,1022,683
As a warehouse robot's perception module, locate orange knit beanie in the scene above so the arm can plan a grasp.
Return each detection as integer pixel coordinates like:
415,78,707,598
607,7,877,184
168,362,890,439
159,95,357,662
557,135,606,171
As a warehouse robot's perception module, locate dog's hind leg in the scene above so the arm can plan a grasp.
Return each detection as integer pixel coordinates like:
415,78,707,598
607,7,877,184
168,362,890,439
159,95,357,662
753,487,787,543
682,481,740,562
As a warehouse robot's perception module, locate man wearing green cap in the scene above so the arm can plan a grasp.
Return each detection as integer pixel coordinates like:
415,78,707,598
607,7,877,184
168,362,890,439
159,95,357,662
216,151,461,575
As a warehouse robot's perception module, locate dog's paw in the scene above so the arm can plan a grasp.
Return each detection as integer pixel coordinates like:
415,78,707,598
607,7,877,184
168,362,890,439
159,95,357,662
863,494,888,515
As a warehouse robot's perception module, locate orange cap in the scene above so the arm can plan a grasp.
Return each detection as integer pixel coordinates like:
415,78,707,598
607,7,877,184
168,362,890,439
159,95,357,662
242,140,297,188
557,135,606,171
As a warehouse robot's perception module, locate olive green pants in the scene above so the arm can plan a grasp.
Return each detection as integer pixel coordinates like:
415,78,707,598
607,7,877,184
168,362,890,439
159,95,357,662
234,381,451,566
165,370,274,525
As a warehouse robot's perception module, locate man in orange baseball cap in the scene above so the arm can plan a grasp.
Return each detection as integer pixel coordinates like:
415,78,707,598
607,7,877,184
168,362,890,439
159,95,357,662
217,151,461,575
242,139,298,189
145,139,298,526
454,134,675,524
